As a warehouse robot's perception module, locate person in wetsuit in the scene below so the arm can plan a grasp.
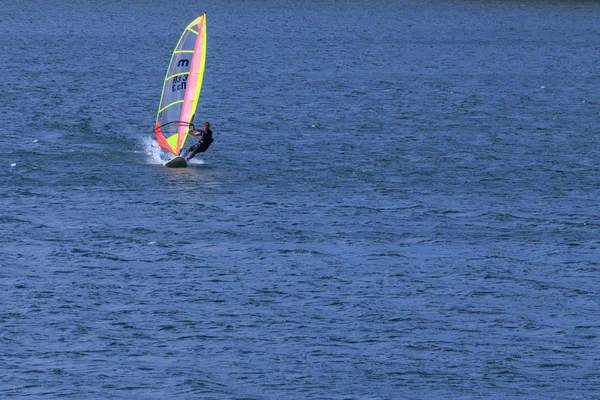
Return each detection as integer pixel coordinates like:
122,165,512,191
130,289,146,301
182,121,214,161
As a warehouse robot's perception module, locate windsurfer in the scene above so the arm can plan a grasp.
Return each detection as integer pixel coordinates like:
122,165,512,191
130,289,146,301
181,121,214,161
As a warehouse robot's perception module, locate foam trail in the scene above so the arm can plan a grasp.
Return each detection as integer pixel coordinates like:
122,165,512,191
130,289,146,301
142,136,167,165
188,157,205,165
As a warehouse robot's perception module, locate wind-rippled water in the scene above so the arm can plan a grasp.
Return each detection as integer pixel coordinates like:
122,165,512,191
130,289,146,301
2,1,599,398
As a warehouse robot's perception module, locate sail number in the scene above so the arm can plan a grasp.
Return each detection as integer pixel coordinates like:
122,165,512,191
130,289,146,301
172,75,188,92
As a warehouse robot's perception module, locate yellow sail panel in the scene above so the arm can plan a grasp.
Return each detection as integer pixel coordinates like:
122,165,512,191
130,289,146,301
154,14,207,155
166,134,179,150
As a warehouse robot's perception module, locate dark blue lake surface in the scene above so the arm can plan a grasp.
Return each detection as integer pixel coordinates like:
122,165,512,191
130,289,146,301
2,0,599,398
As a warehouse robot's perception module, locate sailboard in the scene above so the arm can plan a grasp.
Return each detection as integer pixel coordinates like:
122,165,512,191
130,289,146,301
164,156,188,168
154,14,207,166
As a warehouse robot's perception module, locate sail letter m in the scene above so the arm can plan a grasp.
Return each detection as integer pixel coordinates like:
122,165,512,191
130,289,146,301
177,59,190,67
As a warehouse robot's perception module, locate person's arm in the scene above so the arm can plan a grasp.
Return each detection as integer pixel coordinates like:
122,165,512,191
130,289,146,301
189,129,204,137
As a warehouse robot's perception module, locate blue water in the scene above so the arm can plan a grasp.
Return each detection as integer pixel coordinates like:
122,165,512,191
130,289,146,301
2,0,599,398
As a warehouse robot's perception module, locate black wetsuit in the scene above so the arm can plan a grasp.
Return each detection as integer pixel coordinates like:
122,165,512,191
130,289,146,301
184,129,213,160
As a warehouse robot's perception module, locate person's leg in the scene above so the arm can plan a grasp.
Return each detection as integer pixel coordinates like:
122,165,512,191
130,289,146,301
185,145,200,161
182,144,195,159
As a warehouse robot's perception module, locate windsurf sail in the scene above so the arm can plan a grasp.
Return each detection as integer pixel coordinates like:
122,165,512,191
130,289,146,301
154,14,207,155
